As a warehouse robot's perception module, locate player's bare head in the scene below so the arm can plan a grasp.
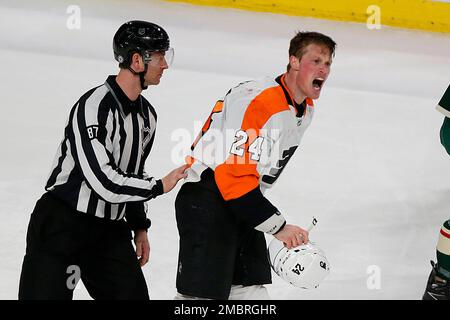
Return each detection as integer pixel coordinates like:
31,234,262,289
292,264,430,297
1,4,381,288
287,31,336,72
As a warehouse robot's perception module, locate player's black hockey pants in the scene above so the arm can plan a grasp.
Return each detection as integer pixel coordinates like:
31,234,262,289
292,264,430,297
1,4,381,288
175,168,271,299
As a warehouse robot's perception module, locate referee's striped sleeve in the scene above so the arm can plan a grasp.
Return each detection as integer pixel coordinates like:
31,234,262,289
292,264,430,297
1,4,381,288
70,88,163,203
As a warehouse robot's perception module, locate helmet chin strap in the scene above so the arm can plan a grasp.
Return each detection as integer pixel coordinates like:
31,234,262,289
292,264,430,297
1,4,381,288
127,64,148,91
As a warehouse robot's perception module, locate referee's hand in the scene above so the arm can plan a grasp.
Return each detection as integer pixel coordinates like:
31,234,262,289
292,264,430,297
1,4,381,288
161,164,189,193
134,230,150,267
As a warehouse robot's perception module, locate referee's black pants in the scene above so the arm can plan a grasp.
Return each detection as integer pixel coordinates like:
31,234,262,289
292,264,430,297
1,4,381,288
18,192,149,300
175,169,272,300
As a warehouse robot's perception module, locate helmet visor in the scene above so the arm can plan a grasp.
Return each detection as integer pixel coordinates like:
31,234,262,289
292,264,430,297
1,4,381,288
145,47,174,67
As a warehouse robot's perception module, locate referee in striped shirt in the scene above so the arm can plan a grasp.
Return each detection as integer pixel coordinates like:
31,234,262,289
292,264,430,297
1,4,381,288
18,21,187,300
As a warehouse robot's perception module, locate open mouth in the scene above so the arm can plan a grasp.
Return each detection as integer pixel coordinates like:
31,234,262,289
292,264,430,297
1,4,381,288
312,78,324,90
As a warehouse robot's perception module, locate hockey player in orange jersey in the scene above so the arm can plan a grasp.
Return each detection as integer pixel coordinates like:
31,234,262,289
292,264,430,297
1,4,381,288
175,31,336,300
422,84,450,300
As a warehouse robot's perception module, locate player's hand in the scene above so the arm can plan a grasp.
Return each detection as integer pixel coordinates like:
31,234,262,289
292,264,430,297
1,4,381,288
161,164,189,193
134,229,150,267
273,224,309,249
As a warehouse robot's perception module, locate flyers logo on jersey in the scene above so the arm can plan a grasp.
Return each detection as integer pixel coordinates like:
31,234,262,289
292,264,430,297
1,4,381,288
262,146,298,185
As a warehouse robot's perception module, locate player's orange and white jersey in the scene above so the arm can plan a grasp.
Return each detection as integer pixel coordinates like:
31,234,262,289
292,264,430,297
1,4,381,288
186,73,314,201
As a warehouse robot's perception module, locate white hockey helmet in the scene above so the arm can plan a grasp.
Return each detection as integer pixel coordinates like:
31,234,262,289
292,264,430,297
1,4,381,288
268,238,330,289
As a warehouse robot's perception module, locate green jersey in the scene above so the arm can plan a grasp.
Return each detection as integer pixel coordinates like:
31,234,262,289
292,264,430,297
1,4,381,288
438,84,450,155
437,84,450,116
